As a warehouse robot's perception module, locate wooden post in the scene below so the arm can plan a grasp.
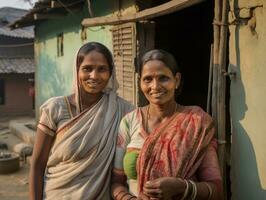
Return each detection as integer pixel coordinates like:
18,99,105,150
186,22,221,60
212,0,221,128
217,0,229,199
207,44,213,114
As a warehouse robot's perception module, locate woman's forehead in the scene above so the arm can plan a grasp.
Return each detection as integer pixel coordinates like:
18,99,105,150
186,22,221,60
142,60,172,74
80,51,108,65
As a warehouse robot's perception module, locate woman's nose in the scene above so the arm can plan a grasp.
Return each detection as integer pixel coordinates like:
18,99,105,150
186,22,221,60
151,79,160,89
90,70,98,79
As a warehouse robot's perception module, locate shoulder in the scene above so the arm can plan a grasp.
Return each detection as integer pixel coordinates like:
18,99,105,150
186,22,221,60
181,105,213,123
116,96,135,113
39,96,67,113
123,108,139,120
41,96,64,106
120,108,140,127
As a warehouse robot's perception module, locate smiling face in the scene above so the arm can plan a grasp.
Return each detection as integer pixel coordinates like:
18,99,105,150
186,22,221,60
140,60,181,105
78,50,111,94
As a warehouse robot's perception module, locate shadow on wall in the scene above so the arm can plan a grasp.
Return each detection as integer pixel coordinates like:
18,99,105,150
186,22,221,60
230,6,266,198
37,53,73,112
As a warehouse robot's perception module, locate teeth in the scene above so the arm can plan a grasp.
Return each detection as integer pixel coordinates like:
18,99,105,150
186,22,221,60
86,82,98,85
151,92,164,97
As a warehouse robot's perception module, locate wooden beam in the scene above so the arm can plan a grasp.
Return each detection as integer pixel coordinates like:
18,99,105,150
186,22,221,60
51,0,61,8
51,0,84,8
82,0,205,27
33,13,66,20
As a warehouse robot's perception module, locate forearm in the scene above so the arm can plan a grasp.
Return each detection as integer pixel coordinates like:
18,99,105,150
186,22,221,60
29,164,45,200
111,183,136,200
176,180,221,200
193,181,220,200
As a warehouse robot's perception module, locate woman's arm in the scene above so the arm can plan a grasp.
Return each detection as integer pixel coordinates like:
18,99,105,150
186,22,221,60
194,140,223,200
142,177,221,200
111,170,138,200
29,128,54,200
143,141,222,200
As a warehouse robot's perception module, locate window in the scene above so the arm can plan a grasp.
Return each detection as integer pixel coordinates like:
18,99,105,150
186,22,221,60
111,23,137,105
0,79,5,105
57,33,64,57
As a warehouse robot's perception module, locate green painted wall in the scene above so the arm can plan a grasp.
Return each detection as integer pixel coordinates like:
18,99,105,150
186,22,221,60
229,0,266,199
34,2,124,114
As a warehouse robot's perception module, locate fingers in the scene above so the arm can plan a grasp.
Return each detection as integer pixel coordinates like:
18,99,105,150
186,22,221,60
143,180,163,198
138,193,152,200
144,180,160,189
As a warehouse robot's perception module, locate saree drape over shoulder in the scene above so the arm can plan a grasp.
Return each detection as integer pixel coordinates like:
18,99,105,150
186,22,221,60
38,92,132,200
114,105,222,196
136,106,215,193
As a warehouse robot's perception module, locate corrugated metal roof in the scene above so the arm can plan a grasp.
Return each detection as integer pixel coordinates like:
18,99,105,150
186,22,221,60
0,27,33,38
9,0,85,29
0,7,34,38
0,58,35,73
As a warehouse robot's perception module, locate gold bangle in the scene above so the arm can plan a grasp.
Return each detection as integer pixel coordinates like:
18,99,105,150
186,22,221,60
180,179,189,200
203,182,213,200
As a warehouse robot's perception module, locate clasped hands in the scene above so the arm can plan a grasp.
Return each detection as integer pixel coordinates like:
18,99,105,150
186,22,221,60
136,177,185,200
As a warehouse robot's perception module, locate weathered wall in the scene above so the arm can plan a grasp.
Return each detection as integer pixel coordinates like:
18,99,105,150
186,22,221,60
34,1,136,116
229,0,266,199
0,74,34,116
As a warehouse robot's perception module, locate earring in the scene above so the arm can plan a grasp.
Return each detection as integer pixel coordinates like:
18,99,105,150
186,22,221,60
175,84,178,89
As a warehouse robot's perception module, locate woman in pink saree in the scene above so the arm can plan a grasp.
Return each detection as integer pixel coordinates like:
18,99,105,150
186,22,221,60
29,42,133,200
112,49,222,200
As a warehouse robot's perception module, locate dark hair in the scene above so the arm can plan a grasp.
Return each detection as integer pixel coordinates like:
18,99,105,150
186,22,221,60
140,49,181,76
140,49,183,94
76,42,114,74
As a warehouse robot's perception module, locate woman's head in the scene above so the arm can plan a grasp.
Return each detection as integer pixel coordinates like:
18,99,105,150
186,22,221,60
140,49,182,105
76,42,113,94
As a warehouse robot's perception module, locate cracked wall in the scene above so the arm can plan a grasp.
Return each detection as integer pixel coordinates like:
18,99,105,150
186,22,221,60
229,0,266,199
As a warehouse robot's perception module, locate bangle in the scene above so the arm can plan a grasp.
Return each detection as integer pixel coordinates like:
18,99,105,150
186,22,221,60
180,179,189,200
113,190,125,199
119,192,129,200
127,195,137,200
189,180,197,200
203,182,213,200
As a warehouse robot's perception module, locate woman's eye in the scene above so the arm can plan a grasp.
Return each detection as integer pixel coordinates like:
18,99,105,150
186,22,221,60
82,67,92,72
98,66,109,72
159,76,169,82
142,77,152,83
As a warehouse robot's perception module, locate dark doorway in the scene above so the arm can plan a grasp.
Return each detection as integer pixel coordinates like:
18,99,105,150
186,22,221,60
153,1,214,110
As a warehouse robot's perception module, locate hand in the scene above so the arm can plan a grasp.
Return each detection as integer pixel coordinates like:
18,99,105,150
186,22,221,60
143,177,186,200
137,192,150,200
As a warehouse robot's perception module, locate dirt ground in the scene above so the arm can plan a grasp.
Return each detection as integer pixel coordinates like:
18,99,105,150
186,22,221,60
0,162,29,200
0,116,32,200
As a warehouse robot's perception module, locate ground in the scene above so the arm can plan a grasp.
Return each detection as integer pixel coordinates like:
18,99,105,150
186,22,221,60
0,162,29,200
0,116,32,200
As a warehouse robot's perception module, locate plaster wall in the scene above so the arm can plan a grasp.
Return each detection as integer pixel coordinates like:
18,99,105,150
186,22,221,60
229,0,266,199
0,74,34,116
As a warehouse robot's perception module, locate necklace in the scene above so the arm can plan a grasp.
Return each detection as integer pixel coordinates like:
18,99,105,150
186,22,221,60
145,103,178,134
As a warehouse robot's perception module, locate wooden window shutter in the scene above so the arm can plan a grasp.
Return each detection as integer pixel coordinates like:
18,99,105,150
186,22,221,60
111,23,137,105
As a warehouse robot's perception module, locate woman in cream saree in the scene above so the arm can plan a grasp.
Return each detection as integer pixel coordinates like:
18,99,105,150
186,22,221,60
29,42,133,200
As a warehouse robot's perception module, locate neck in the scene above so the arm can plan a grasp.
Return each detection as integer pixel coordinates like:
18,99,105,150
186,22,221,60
149,100,177,119
79,90,103,110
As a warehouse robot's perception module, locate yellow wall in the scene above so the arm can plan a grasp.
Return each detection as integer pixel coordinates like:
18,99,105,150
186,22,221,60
229,0,266,199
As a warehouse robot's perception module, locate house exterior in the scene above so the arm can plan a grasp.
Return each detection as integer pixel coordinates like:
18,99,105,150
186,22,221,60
10,0,266,199
0,7,34,116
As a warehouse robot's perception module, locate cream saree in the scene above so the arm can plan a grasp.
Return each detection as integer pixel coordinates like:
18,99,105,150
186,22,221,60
39,43,133,199
43,91,132,199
